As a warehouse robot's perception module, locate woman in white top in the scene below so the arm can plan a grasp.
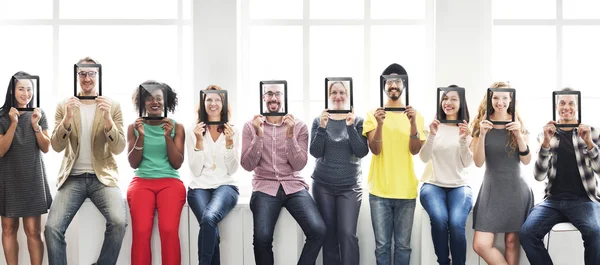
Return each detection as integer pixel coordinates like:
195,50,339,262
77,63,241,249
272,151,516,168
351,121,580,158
419,85,474,265
186,84,239,265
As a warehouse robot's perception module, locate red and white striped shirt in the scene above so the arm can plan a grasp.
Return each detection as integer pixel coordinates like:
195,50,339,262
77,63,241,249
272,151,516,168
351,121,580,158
241,119,309,196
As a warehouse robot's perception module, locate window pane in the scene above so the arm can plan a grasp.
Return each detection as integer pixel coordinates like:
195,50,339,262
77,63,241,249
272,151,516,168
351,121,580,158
310,0,363,19
309,26,364,103
249,0,303,19
370,26,431,117
371,0,425,19
492,0,556,19
241,26,303,124
0,26,53,110
582,98,600,128
59,25,181,190
59,0,177,19
183,0,192,20
519,97,551,140
563,26,600,97
492,26,555,99
0,0,52,19
563,0,600,19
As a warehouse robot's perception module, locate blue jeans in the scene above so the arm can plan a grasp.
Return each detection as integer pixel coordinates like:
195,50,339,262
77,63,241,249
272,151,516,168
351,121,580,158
520,195,600,265
419,183,472,265
369,194,416,265
187,185,239,265
44,174,127,265
312,182,362,265
250,186,326,265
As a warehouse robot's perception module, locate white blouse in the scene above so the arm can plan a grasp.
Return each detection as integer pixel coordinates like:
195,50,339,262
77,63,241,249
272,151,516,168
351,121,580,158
186,123,239,189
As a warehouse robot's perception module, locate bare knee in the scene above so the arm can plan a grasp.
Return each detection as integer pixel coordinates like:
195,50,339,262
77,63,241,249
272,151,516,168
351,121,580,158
505,233,520,250
23,225,41,240
22,216,42,240
1,218,19,237
473,238,492,255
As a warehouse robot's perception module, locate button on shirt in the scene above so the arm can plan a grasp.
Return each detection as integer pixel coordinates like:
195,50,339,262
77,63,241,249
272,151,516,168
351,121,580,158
241,118,309,196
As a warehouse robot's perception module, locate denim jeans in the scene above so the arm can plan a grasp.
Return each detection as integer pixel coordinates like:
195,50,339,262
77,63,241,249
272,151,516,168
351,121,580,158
44,174,127,265
187,185,239,265
312,182,361,265
419,183,473,265
369,193,416,265
250,186,326,265
520,195,600,265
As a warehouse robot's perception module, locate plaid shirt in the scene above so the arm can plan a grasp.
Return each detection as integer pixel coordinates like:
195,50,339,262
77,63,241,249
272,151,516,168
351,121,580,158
534,127,600,203
240,119,309,196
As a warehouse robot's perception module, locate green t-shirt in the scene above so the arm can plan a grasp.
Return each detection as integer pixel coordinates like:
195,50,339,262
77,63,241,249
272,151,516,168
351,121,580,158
134,120,180,179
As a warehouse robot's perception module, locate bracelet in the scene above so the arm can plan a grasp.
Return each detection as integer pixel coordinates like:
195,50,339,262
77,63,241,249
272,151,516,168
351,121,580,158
133,146,143,151
518,145,530,156
373,139,383,143
225,144,234,150
194,147,204,151
33,125,42,133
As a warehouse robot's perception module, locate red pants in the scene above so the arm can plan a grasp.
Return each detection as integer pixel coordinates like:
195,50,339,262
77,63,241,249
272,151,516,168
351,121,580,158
127,177,186,265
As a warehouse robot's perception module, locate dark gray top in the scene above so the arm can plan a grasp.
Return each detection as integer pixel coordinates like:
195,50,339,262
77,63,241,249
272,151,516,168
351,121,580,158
0,110,52,217
473,128,533,233
309,117,369,188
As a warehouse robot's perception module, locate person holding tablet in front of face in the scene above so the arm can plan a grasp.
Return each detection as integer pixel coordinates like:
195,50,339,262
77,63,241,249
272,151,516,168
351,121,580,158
419,85,473,265
363,63,426,265
45,57,127,265
470,81,533,265
127,81,186,265
241,82,326,265
310,81,368,265
520,88,600,265
186,85,239,265
0,72,51,265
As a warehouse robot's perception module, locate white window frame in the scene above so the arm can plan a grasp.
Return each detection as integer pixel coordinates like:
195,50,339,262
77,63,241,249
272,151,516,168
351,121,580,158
239,0,435,123
0,0,191,112
494,0,600,93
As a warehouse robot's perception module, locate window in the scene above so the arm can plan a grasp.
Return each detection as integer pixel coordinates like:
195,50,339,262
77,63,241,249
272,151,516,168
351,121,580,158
493,0,600,136
492,0,600,201
240,0,434,198
0,0,192,194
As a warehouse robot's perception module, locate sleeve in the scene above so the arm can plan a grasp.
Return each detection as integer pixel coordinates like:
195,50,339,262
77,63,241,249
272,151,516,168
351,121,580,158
285,121,309,171
348,117,369,158
105,100,126,155
186,125,206,178
534,132,552,181
40,109,49,130
50,101,70,152
419,133,435,163
459,135,474,167
309,117,326,159
585,127,600,174
0,116,7,134
240,122,264,171
225,127,240,175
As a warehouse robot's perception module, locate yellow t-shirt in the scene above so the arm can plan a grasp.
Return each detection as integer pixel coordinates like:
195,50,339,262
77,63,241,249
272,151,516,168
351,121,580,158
362,110,426,199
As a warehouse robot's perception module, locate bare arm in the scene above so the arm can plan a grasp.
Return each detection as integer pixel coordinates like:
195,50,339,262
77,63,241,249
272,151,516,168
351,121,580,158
165,123,185,169
127,124,144,169
471,136,486,167
367,125,383,155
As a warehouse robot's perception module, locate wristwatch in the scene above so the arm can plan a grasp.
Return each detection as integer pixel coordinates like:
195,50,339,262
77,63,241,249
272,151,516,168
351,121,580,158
33,125,42,133
410,132,420,139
